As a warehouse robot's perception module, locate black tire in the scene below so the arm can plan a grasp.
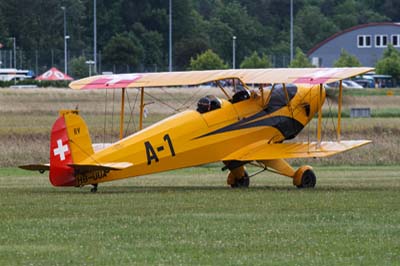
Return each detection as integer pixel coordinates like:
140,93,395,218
296,169,316,189
90,184,98,193
230,171,250,188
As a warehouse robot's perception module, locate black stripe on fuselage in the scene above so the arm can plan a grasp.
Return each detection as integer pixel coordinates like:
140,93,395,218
197,115,304,140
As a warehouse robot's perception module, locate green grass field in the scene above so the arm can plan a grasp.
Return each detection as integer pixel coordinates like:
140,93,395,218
1,88,400,265
0,166,399,266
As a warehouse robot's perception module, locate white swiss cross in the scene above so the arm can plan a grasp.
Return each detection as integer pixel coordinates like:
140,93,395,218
105,74,140,86
53,139,69,161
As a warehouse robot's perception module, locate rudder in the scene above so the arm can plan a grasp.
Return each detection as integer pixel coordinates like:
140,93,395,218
50,110,94,186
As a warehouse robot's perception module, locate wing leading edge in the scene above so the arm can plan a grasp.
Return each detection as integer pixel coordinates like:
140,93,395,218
223,140,371,161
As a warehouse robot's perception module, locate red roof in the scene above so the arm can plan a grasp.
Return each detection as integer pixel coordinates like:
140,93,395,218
35,67,73,81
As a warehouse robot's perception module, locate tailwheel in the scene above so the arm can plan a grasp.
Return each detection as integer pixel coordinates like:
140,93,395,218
90,184,98,193
230,171,250,188
293,166,316,189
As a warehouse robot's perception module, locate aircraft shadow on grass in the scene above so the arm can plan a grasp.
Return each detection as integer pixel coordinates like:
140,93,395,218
23,185,398,194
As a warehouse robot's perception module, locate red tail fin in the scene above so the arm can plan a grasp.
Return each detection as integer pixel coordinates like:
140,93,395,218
49,115,76,186
49,110,95,186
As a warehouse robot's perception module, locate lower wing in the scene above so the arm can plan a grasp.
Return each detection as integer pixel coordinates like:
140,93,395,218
223,140,371,161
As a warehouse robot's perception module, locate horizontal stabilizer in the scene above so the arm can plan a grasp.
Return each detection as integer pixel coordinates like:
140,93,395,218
92,143,112,152
68,162,133,172
19,164,50,172
223,140,372,161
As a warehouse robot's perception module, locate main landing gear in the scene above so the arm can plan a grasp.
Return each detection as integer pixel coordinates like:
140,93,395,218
226,159,317,189
225,164,250,188
90,184,98,193
293,166,316,188
230,171,250,188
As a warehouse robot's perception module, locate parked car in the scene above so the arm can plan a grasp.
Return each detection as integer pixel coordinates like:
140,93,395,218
342,80,364,89
354,78,375,88
325,79,364,89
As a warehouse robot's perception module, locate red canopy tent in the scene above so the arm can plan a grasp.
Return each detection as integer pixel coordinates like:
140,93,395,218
35,67,73,81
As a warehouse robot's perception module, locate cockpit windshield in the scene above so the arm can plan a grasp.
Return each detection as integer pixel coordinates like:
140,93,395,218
215,78,250,103
264,84,298,113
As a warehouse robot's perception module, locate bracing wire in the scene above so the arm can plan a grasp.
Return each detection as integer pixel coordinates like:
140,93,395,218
111,89,115,139
69,139,102,165
145,85,220,115
307,85,312,146
159,87,187,107
125,89,139,136
103,88,108,145
144,92,180,112
324,93,337,141
177,85,218,111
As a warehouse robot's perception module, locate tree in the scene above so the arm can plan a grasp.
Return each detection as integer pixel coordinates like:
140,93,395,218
131,23,164,70
376,45,400,84
294,5,339,51
289,48,314,68
240,51,271,68
175,37,209,70
0,5,8,38
173,9,209,69
206,18,233,64
102,33,144,72
95,1,125,50
189,49,228,70
333,49,361,67
333,0,388,30
69,56,88,79
141,30,164,70
215,2,269,64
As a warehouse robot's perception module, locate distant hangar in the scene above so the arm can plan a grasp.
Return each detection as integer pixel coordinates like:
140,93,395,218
308,22,400,67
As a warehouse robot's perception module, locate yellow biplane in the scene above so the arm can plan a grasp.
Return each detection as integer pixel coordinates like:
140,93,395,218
20,68,373,192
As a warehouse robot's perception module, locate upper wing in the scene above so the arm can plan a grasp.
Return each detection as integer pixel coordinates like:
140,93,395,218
223,140,371,161
69,67,374,90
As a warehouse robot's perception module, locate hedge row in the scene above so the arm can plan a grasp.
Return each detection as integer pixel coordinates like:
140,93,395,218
0,79,71,88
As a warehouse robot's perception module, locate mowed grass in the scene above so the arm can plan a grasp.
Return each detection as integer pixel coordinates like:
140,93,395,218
1,166,399,266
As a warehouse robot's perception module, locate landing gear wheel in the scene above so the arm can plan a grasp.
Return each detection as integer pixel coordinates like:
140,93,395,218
230,171,250,188
296,169,316,189
90,184,98,193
